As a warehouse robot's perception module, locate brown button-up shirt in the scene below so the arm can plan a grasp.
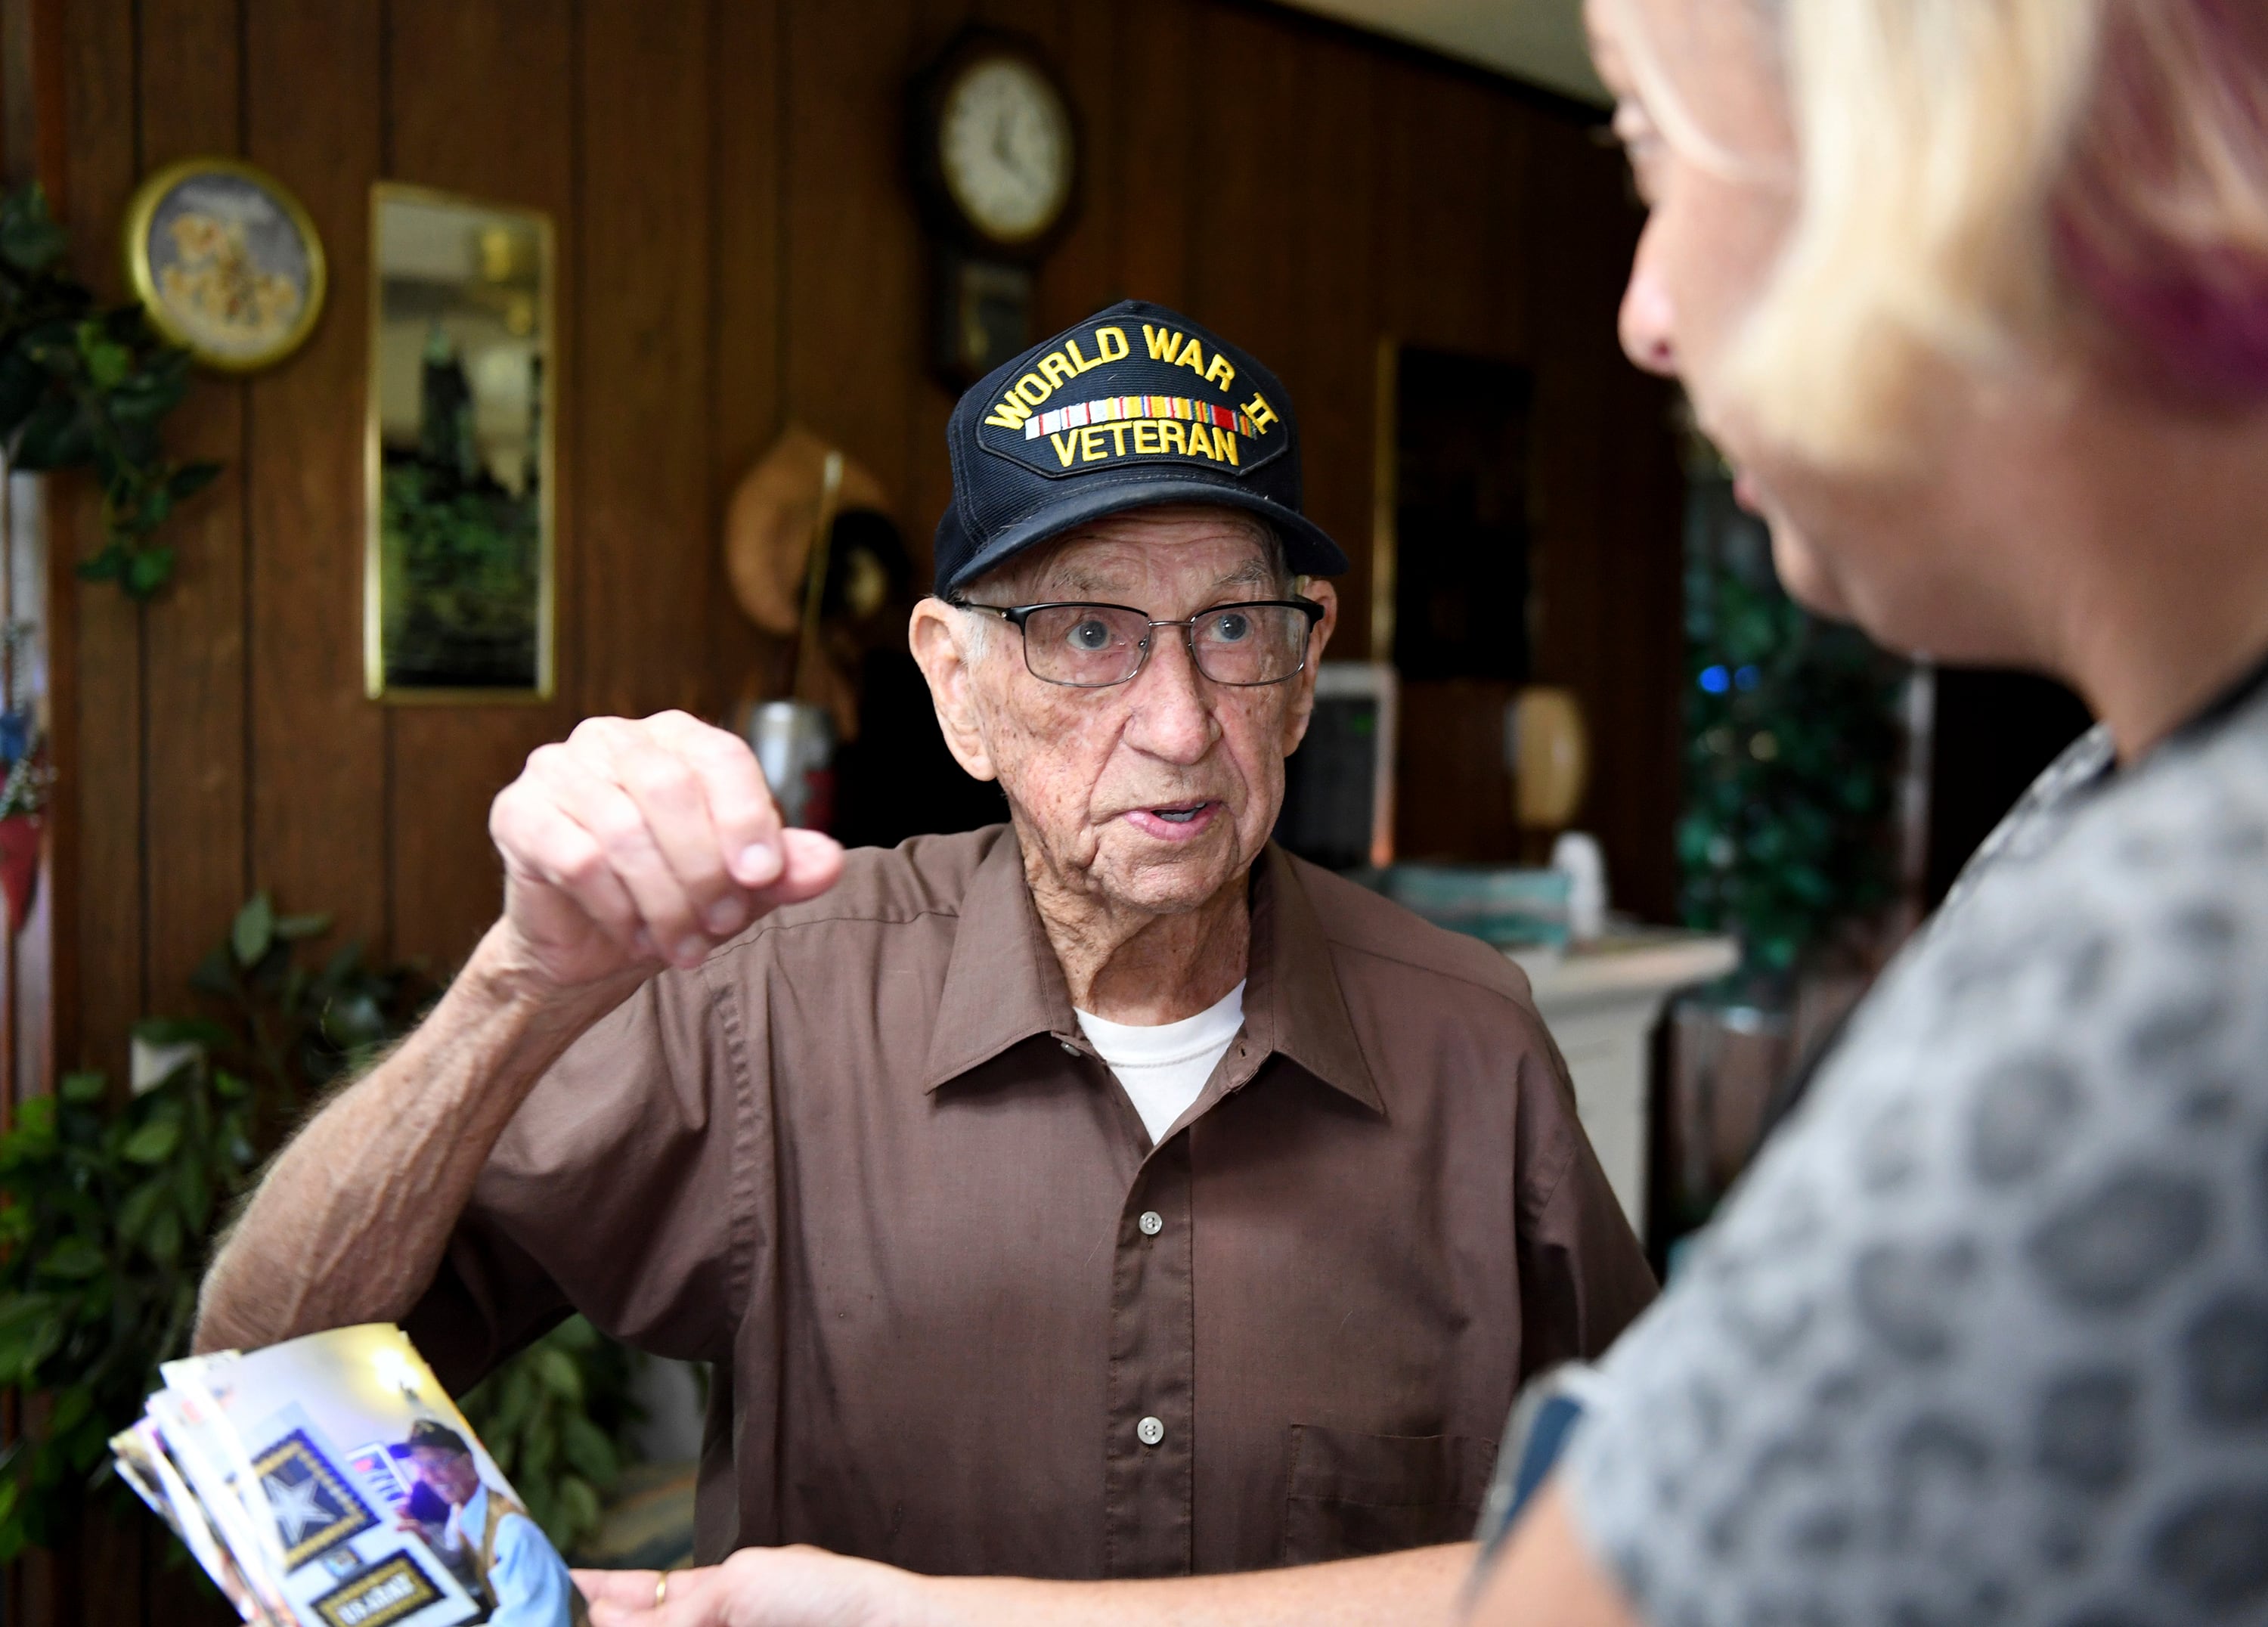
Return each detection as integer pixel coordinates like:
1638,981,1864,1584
407,826,1653,1577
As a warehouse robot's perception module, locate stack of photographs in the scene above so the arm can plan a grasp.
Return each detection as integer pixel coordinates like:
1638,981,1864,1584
110,1324,584,1625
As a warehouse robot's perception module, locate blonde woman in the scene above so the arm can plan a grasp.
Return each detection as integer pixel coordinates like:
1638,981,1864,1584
580,0,2268,1621
1470,1,2268,1623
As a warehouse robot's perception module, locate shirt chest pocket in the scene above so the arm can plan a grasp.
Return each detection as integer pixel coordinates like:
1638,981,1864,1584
1281,1424,1498,1565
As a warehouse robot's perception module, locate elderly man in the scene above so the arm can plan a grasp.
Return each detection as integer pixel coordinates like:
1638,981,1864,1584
397,1419,581,1625
200,302,1651,1621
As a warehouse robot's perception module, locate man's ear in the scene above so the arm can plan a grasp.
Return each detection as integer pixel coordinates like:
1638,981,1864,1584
908,599,999,782
1279,576,1339,756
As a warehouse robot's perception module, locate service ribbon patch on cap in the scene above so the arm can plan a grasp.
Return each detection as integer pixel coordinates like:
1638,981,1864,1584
976,318,1287,480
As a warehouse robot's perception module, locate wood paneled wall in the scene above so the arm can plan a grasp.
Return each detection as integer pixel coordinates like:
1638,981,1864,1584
48,0,1679,1090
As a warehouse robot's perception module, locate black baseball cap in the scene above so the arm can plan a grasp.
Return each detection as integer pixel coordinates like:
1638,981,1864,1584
933,299,1349,595
402,1419,469,1457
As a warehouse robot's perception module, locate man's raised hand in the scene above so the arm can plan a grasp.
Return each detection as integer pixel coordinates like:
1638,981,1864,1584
488,711,844,993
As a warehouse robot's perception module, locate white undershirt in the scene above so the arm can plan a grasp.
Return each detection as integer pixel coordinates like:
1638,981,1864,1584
1074,981,1247,1145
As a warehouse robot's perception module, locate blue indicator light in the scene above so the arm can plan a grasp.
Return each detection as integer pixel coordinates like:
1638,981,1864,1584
1699,665,1731,694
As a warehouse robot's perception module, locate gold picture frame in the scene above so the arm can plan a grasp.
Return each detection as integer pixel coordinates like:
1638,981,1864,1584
122,157,327,373
364,181,556,702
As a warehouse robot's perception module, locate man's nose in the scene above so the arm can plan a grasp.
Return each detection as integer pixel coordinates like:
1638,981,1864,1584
1122,628,1219,764
1619,230,1679,378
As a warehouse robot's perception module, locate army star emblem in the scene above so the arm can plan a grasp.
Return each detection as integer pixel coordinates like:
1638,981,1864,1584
264,1468,333,1547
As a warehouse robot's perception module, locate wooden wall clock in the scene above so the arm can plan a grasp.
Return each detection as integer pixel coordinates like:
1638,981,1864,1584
911,31,1081,386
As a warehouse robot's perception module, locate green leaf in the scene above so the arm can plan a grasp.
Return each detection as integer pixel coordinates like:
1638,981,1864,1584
554,1474,600,1539
231,893,275,968
323,939,366,984
132,1017,231,1050
105,417,163,477
144,1207,182,1265
520,1421,557,1486
46,1385,91,1439
59,1071,107,1105
79,337,131,392
119,1117,181,1166
174,1156,211,1233
559,1411,618,1488
0,1294,61,1385
116,1177,169,1245
274,913,332,941
187,944,238,998
75,541,125,583
123,545,175,600
35,1236,104,1278
168,461,221,502
12,398,88,470
0,349,47,442
532,1346,584,1404
102,367,187,426
0,185,66,273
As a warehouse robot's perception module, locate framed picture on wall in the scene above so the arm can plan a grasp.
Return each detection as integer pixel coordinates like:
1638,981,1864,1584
122,157,327,373
364,182,556,702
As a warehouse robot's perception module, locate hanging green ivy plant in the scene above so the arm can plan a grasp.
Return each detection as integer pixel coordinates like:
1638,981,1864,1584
0,184,218,600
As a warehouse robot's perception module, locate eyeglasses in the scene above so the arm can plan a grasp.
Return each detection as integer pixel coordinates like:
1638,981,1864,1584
955,597,1325,689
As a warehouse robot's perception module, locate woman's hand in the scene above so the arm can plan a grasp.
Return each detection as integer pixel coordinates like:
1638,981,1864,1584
575,1548,936,1627
488,710,844,993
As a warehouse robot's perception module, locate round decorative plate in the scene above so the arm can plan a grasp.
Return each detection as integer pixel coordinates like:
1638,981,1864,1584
122,157,327,372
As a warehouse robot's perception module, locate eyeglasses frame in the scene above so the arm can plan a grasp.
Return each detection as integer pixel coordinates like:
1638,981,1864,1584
951,595,1327,690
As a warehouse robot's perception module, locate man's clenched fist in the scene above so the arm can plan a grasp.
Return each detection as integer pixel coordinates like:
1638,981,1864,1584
488,711,844,992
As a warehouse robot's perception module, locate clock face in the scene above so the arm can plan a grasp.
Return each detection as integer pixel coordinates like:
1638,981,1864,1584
939,54,1074,247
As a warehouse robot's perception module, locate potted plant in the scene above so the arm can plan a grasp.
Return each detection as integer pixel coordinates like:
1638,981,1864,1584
1661,440,1907,1256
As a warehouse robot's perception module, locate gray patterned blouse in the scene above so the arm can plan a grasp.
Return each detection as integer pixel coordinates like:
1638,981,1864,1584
1551,661,2268,1625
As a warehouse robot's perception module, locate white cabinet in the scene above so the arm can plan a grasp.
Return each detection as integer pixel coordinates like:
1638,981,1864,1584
1507,932,1739,1237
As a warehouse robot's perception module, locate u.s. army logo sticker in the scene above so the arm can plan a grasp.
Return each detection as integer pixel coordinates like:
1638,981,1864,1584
253,1428,378,1570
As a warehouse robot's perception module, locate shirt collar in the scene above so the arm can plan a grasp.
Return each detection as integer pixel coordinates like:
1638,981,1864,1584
1241,844,1383,1115
920,831,1383,1117
921,829,1079,1089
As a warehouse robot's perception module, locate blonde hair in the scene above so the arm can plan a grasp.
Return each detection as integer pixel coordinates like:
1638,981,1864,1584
1625,0,2268,466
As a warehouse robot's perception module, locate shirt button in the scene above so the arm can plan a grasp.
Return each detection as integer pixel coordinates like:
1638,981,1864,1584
1138,1210,1163,1237
1058,1040,1080,1056
1136,1416,1166,1447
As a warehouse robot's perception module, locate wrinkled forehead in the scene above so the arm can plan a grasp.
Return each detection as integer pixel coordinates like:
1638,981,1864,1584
987,504,1283,603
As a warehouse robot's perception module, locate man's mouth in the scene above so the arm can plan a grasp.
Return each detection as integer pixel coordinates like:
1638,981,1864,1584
1123,799,1225,841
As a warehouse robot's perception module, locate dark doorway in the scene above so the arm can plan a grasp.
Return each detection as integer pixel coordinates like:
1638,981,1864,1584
1388,346,1536,862
1391,347,1535,684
